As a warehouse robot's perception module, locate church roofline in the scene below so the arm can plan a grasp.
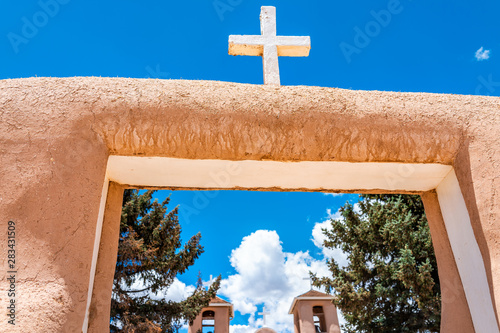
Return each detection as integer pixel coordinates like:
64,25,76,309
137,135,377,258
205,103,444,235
296,289,332,298
210,296,232,305
208,298,234,319
287,296,334,314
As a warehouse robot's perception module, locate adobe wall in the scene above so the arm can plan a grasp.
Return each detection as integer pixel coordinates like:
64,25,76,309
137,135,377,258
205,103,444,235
0,77,498,332
188,306,231,333
421,191,475,332
293,300,340,333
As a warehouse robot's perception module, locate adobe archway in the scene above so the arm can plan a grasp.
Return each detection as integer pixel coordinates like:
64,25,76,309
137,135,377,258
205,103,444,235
0,77,498,333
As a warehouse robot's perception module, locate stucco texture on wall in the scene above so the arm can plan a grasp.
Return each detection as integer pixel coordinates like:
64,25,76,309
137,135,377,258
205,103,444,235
0,77,498,332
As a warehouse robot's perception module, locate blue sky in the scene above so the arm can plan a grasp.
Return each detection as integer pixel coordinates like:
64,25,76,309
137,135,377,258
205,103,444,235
157,190,358,330
2,1,498,332
1,1,498,94
161,190,358,282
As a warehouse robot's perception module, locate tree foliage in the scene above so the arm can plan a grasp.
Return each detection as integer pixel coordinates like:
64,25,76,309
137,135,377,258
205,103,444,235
111,189,220,333
312,194,441,332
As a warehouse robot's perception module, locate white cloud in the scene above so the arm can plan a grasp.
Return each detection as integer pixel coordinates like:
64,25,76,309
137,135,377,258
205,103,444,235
164,279,197,302
311,220,348,267
113,275,198,330
119,219,353,333
228,230,290,298
117,275,196,302
323,192,346,197
311,206,358,269
475,47,491,61
230,324,255,333
219,229,338,333
324,203,360,218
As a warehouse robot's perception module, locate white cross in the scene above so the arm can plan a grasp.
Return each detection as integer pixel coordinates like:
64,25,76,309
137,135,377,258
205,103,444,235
303,276,313,290
203,275,216,289
258,307,271,326
228,6,311,86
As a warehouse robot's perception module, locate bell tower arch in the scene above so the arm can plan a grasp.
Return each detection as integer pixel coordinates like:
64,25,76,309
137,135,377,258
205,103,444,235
289,290,340,333
189,297,233,333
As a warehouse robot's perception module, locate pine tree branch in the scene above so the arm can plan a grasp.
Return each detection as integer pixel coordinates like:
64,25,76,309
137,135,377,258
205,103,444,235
123,286,152,293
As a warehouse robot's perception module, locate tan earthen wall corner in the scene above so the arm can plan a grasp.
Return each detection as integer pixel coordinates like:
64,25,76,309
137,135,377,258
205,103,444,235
0,77,498,332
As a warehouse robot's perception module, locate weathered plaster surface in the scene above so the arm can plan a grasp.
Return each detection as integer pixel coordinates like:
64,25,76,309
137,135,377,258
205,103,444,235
292,299,340,333
436,170,497,332
106,156,452,192
421,191,475,332
188,305,232,333
88,182,124,333
0,77,498,332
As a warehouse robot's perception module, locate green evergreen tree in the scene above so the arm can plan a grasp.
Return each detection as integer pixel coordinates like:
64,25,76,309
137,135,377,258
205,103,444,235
111,189,220,333
312,194,441,333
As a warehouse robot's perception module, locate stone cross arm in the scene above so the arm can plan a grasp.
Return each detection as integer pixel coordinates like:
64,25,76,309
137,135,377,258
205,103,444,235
303,276,313,289
228,6,311,85
258,308,271,325
229,35,311,57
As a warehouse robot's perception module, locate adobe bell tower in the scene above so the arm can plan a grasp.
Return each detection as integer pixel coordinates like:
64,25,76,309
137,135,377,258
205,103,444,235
288,290,340,333
188,296,233,333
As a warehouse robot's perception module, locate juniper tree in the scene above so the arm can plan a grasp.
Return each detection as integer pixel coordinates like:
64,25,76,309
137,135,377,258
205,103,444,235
111,189,220,333
312,194,441,333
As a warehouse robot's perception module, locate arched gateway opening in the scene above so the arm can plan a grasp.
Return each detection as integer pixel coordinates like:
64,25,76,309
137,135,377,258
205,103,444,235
1,77,498,333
